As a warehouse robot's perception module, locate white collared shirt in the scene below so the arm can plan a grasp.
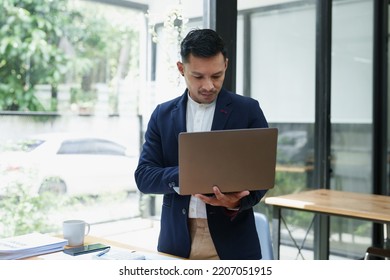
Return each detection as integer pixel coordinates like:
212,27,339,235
186,94,216,218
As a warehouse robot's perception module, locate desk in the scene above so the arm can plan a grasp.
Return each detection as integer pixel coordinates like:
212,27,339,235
265,189,390,259
25,235,180,260
275,165,313,174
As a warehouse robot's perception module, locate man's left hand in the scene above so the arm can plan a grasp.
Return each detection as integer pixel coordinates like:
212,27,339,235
194,186,249,209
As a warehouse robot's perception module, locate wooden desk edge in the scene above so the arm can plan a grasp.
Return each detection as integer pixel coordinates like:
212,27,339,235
23,235,181,260
265,189,390,223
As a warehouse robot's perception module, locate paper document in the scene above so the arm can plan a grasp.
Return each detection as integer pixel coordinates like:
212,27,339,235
91,247,181,260
0,232,68,260
93,248,146,260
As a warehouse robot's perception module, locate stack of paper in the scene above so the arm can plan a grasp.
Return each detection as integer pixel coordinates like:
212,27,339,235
0,232,68,260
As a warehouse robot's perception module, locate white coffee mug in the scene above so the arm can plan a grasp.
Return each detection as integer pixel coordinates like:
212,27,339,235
62,220,90,247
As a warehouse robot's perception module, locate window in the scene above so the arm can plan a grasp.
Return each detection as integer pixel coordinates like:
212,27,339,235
239,0,317,259
0,0,146,239
329,0,373,259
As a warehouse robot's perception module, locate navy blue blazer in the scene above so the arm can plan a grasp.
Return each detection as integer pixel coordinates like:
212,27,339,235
135,88,269,260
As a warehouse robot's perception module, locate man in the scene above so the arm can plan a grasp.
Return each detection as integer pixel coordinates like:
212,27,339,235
135,29,269,260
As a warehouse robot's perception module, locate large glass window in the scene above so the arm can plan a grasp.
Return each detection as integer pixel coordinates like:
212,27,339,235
242,1,316,259
0,0,145,238
140,1,203,218
329,0,373,259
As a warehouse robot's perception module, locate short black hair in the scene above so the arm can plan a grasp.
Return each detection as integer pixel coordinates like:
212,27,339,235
180,29,227,63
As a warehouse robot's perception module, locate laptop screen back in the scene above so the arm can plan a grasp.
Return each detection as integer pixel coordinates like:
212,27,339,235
178,128,278,195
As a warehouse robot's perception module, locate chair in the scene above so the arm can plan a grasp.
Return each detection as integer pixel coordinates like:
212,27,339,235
364,224,390,260
364,247,390,260
254,212,274,260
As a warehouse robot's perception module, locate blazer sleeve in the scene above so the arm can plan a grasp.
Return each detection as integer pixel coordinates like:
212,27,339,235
134,105,179,195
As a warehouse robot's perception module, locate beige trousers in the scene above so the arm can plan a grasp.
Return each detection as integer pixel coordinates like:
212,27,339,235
188,218,220,260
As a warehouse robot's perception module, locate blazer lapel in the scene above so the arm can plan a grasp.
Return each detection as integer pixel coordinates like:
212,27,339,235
212,89,232,130
171,92,188,138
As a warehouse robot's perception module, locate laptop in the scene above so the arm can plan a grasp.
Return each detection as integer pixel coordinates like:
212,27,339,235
178,127,278,195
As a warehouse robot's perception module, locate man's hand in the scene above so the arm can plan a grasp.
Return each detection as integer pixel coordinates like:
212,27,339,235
194,186,250,209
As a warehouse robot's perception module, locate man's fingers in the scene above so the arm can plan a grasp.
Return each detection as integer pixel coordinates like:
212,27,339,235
194,187,250,207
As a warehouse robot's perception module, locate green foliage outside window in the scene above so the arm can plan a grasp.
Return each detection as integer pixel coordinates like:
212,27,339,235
0,180,61,238
0,0,76,111
0,0,139,112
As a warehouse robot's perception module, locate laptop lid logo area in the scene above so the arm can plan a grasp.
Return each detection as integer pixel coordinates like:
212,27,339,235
178,128,278,195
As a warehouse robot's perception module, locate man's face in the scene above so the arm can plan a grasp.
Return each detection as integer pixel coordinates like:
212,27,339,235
177,53,228,104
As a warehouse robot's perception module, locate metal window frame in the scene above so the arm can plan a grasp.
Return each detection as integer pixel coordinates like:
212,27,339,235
372,0,388,247
313,0,332,260
204,0,238,92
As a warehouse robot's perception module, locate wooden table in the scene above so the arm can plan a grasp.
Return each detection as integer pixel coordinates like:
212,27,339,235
275,165,313,174
265,189,390,259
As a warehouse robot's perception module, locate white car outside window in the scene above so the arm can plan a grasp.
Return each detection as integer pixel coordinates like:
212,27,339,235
0,133,138,196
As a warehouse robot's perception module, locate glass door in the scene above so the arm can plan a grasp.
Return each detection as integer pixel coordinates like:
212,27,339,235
329,0,373,259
